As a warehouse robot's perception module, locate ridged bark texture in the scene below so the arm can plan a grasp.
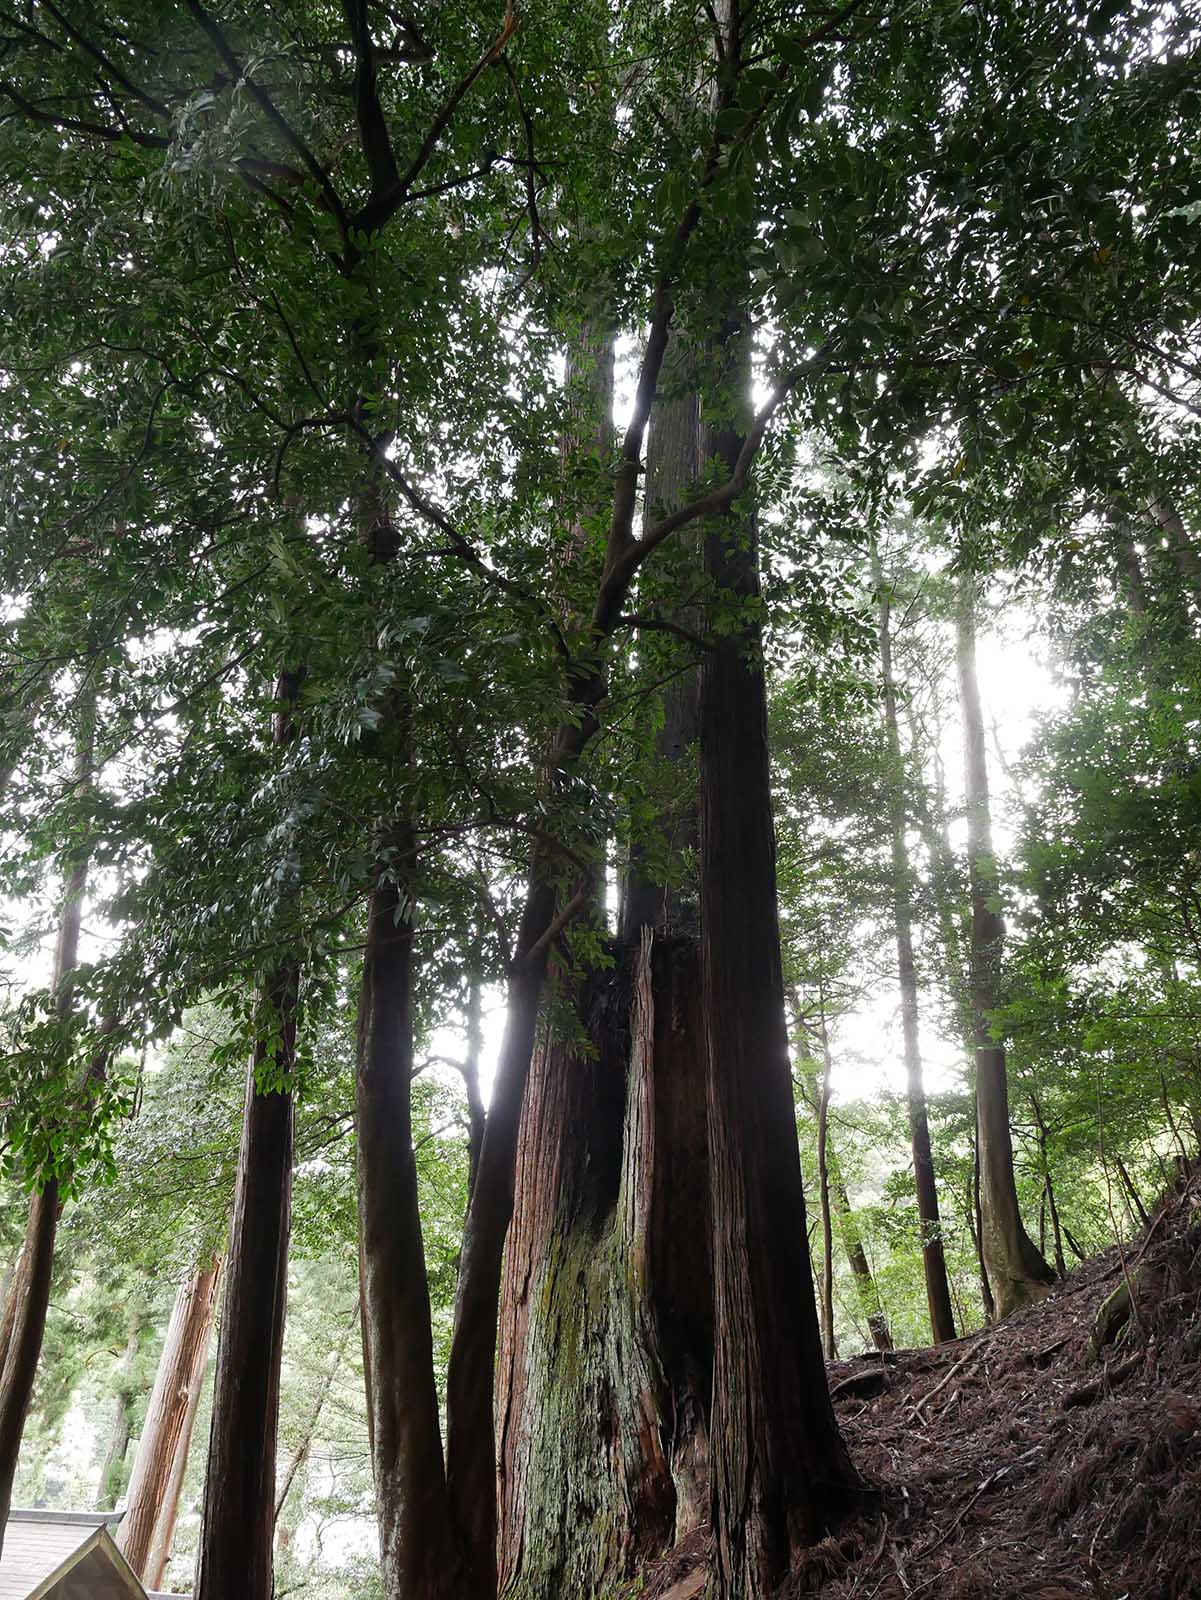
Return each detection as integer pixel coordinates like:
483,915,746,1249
497,932,711,1600
119,1259,220,1583
700,341,855,1597
956,579,1053,1319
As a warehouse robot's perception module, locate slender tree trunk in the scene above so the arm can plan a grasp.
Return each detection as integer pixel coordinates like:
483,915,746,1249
0,693,94,1556
956,579,1054,1318
700,309,855,1600
828,1161,892,1353
1028,1092,1067,1279
876,561,957,1345
196,671,302,1600
1114,1155,1149,1229
119,1259,220,1583
815,1005,837,1362
275,1310,355,1529
97,1306,144,1511
969,1118,995,1321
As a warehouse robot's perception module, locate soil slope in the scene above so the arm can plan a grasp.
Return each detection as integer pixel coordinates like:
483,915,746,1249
638,1172,1201,1600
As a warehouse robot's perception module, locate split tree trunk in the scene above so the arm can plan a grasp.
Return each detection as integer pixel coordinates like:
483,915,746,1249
956,579,1054,1318
196,670,303,1600
119,1258,220,1584
876,564,957,1345
0,694,94,1556
700,310,855,1599
495,357,713,1600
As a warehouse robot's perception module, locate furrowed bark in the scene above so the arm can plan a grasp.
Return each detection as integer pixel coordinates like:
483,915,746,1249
495,332,713,1598
700,311,855,1599
120,1258,220,1584
196,670,302,1600
876,561,957,1345
956,578,1053,1319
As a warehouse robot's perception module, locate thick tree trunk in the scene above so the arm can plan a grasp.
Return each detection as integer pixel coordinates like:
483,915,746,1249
195,969,295,1600
956,579,1054,1319
495,358,712,1600
119,1259,220,1583
357,860,459,1600
700,318,855,1600
876,567,957,1345
196,666,303,1600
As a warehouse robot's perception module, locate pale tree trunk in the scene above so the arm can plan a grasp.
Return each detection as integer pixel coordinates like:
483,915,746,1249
119,1259,221,1584
97,1303,147,1510
956,578,1053,1318
875,562,957,1345
700,303,855,1600
496,344,713,1600
196,670,303,1600
0,690,95,1555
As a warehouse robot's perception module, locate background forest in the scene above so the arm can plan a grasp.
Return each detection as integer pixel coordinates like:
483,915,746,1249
0,1,1199,1598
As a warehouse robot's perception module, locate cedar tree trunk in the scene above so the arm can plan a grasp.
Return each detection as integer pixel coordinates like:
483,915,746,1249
120,1258,220,1583
700,317,855,1599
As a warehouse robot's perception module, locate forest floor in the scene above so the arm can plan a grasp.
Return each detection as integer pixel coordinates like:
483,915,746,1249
638,1171,1201,1600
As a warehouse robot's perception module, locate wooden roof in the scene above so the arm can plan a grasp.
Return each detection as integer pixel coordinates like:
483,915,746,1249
0,1511,148,1600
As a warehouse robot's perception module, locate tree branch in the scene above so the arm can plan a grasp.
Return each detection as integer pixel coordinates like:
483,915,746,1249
353,0,518,232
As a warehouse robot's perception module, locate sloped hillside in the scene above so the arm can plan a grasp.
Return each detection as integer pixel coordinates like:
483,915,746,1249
637,1172,1201,1600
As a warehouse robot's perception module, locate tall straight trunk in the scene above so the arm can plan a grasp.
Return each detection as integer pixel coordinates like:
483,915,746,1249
496,354,713,1599
700,309,854,1600
956,579,1053,1318
875,565,957,1345
97,1306,144,1510
815,1004,837,1362
358,856,459,1600
828,1159,892,1353
196,670,302,1600
119,1259,220,1583
0,691,94,1556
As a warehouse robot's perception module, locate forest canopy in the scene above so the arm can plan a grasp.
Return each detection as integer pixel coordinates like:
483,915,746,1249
0,1,1199,1598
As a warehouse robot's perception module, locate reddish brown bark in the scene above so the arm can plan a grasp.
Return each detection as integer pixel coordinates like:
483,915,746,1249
357,862,459,1600
700,326,855,1598
119,1258,220,1584
195,967,295,1600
